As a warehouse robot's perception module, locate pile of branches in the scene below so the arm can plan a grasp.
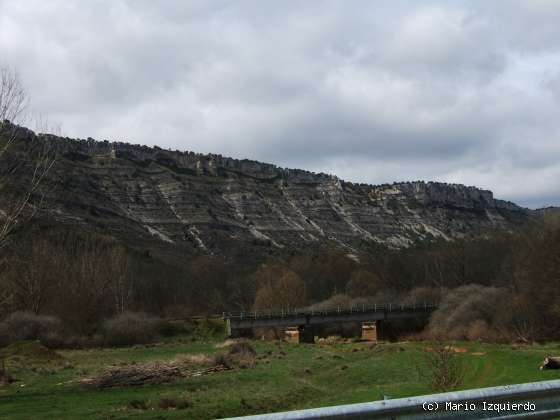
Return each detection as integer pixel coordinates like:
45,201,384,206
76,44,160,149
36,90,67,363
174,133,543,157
79,362,184,389
80,361,229,389
79,340,257,389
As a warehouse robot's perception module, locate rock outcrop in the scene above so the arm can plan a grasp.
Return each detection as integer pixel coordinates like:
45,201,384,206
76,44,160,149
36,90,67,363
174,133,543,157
1,122,532,259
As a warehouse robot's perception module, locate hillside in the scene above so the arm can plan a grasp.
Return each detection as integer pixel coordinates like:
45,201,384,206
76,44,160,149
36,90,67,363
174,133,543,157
1,123,531,261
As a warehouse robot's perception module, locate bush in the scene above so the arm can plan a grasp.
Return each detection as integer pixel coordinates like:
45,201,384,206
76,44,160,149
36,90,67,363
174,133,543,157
192,318,225,339
466,320,490,341
308,294,352,311
128,400,148,410
158,397,191,410
55,334,104,350
214,340,257,369
0,312,106,349
420,341,465,392
427,285,507,341
0,358,15,385
403,287,444,305
0,312,62,345
157,320,187,337
39,331,66,349
0,324,9,348
308,290,402,313
103,312,161,347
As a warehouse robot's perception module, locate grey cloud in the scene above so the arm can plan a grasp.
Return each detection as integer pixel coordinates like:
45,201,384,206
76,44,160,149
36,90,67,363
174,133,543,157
1,0,559,208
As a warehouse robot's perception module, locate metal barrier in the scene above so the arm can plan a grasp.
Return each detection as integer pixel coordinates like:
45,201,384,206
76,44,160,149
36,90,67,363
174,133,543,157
224,379,560,419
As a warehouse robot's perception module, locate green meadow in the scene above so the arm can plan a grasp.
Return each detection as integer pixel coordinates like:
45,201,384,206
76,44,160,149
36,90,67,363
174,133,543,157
1,335,559,420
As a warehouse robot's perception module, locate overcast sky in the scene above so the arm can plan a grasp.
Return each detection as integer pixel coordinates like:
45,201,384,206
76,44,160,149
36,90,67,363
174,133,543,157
1,1,559,208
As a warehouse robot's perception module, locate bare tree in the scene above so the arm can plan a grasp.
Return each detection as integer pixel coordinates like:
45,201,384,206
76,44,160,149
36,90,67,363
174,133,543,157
0,67,28,128
109,245,134,314
0,67,28,167
0,256,13,315
253,267,307,311
420,341,465,392
0,67,56,249
345,269,381,298
0,67,57,318
53,234,116,333
3,238,56,314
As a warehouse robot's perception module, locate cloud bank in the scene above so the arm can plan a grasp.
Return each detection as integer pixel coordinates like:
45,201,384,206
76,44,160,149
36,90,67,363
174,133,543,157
1,0,559,207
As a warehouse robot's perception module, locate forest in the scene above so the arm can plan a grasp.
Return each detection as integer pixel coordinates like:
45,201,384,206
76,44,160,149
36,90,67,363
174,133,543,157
1,213,559,346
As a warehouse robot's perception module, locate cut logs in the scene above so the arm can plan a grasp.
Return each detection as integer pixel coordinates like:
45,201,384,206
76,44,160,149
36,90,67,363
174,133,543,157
540,356,560,370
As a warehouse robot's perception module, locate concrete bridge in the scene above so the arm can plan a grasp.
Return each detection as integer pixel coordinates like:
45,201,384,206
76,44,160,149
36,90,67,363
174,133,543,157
223,303,437,343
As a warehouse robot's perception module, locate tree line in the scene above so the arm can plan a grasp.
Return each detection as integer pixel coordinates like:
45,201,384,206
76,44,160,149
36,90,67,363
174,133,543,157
0,214,558,342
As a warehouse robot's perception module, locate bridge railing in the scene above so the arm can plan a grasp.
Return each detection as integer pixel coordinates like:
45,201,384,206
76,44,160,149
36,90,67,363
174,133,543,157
223,302,437,320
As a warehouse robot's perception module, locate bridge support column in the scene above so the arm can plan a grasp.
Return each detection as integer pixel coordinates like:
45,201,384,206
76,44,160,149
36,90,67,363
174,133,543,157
226,320,253,338
285,325,315,344
229,328,252,338
361,321,378,342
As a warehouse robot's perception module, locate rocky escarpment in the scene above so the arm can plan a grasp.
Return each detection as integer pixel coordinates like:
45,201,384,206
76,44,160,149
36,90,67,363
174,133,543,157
1,123,531,258
533,206,560,218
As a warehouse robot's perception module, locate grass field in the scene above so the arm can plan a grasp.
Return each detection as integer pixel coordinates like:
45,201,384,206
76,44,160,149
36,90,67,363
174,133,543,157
1,334,559,420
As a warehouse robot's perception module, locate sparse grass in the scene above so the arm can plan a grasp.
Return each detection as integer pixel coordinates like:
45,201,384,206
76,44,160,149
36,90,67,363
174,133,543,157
0,336,559,419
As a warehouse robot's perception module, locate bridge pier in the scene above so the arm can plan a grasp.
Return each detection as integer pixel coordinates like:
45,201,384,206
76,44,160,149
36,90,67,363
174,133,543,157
226,320,253,338
226,319,233,337
361,321,378,342
285,325,315,344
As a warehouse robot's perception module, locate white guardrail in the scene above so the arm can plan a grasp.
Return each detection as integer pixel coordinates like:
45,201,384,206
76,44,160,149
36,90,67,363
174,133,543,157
224,379,560,419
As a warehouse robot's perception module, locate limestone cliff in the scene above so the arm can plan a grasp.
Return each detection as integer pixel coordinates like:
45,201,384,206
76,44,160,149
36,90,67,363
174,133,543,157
1,123,531,259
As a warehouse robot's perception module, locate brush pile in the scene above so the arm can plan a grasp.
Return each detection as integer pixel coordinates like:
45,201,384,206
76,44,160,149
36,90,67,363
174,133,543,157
80,362,184,388
80,340,257,389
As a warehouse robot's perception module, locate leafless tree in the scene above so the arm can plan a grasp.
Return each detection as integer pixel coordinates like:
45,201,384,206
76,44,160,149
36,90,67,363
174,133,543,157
110,246,134,314
52,235,116,333
0,67,28,130
0,257,12,315
420,341,465,392
3,238,58,314
253,267,307,311
0,67,28,170
0,67,56,249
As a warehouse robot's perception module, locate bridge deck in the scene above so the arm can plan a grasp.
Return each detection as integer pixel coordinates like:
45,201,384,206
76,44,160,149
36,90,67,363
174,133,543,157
224,303,437,331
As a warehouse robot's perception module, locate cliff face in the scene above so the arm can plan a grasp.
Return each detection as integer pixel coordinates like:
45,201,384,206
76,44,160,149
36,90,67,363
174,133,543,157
2,124,531,258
